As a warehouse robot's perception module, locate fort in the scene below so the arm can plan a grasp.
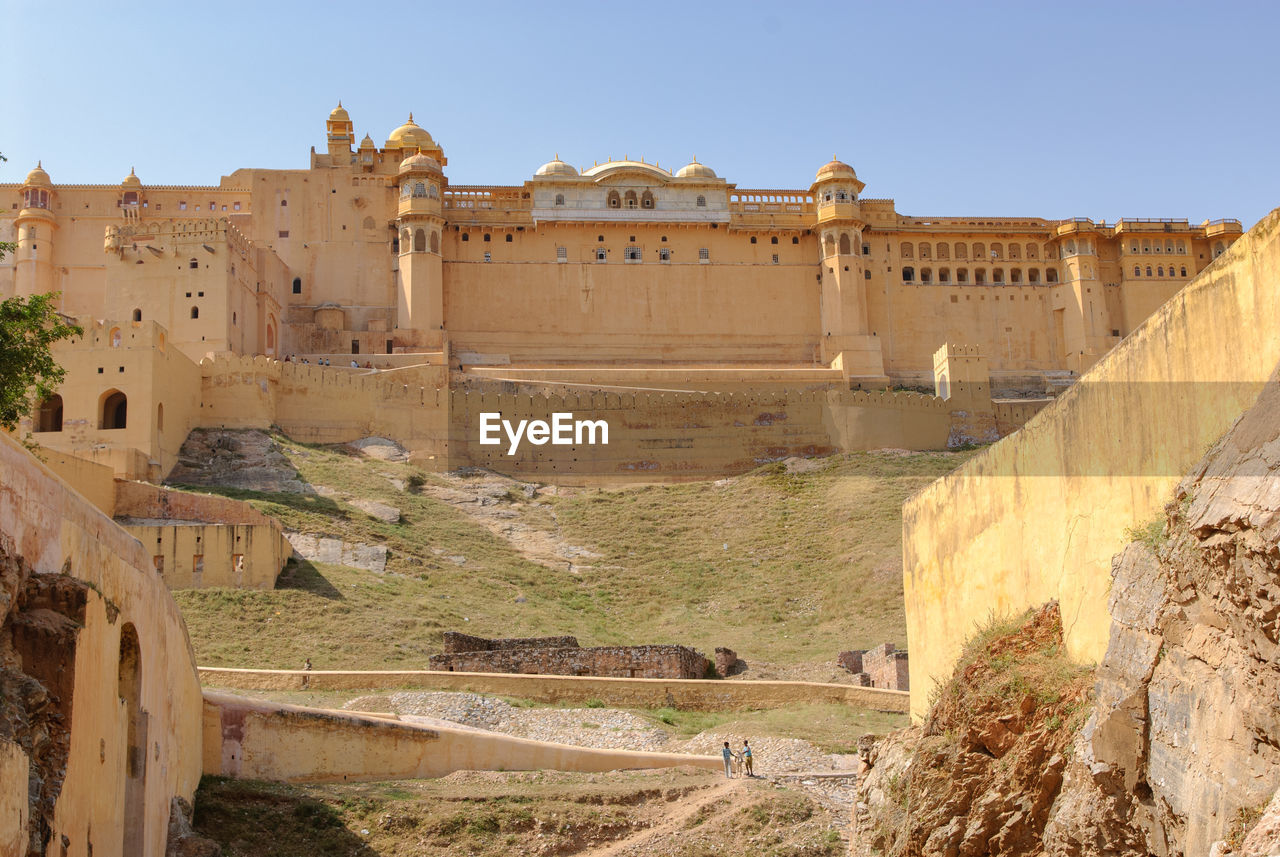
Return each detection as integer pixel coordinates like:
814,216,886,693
0,104,1244,482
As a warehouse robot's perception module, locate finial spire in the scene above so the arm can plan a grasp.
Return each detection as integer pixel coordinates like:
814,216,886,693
408,112,415,123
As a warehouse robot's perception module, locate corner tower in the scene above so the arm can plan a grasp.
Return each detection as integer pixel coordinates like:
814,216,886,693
326,102,354,159
14,163,58,297
395,151,445,346
811,159,887,386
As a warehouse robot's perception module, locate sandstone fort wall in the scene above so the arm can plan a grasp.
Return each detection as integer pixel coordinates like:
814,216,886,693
902,207,1280,719
428,644,711,679
0,433,204,856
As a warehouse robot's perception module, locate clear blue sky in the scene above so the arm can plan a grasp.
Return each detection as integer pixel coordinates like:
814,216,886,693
5,0,1277,228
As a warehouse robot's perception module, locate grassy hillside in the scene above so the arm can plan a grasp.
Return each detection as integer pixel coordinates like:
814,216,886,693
173,435,970,671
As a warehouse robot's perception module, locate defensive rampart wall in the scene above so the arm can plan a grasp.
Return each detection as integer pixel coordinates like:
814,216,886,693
0,433,204,856
902,208,1280,719
202,692,720,783
197,667,911,714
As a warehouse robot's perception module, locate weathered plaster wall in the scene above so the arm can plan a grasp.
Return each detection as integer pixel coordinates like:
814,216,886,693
202,692,720,783
40,451,117,517
0,433,204,857
197,668,911,714
902,207,1280,719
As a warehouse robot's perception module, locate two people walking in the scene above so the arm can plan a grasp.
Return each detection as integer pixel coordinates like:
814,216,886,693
721,739,754,778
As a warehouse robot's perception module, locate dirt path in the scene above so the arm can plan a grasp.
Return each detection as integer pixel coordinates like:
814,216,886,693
577,777,744,857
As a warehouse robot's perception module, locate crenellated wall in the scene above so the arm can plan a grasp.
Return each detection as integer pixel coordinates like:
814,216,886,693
902,207,1280,720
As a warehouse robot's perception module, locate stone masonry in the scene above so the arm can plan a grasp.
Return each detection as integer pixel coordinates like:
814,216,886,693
838,643,909,691
430,633,711,679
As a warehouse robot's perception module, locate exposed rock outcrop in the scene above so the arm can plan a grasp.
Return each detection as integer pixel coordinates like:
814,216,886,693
166,428,311,493
1045,374,1280,857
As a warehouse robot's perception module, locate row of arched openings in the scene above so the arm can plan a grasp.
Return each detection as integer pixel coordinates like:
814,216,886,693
902,266,1060,286
901,241,1047,261
402,227,440,253
606,190,656,210
31,390,168,433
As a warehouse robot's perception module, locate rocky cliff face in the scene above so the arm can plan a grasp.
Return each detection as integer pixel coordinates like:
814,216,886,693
857,374,1280,856
1045,374,1280,857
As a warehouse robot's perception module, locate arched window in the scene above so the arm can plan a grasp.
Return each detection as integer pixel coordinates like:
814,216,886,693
400,183,411,199
975,268,987,285
641,190,654,209
607,191,621,209
34,395,62,433
413,182,428,198
292,277,302,294
993,268,1005,284
1008,244,1021,260
118,623,144,855
624,190,638,209
936,243,950,260
696,195,706,207
972,242,985,259
188,258,199,269
957,268,969,284
1180,266,1187,277
190,306,199,319
555,194,565,206
990,243,1003,259
1046,268,1059,283
939,268,950,284
461,233,469,241
919,243,931,260
899,242,914,259
1165,240,1174,253
362,216,375,230
414,229,426,251
902,266,915,283
1213,241,1225,258
1177,241,1186,254
823,234,836,256
920,268,933,285
110,327,122,347
955,243,967,260
99,390,127,430
266,323,275,353
122,191,138,205
1029,268,1040,284
839,233,852,255
1026,243,1038,259
1134,265,1141,277
281,199,288,207
1011,268,1022,284
1158,266,1164,277
1146,266,1153,276
132,308,142,322
430,231,439,253
505,234,513,243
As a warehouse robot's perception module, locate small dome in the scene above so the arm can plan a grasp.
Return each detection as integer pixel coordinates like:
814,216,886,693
359,133,375,149
535,155,578,177
399,151,441,173
815,157,857,182
329,102,351,122
121,167,142,188
386,113,435,151
24,161,51,187
675,159,716,179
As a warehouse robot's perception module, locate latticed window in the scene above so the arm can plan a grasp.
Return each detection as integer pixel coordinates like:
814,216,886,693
625,246,642,261
556,246,567,262
698,247,709,261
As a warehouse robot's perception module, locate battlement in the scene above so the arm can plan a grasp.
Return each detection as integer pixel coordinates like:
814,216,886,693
65,315,173,351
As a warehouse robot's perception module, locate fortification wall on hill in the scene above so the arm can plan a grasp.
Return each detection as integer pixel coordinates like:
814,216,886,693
902,208,1280,720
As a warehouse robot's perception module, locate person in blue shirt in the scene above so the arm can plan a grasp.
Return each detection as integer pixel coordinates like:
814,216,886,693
722,741,735,778
742,739,753,777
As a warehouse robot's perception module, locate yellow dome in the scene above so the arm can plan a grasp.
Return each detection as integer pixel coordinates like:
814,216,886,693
535,156,578,177
359,133,375,149
675,159,716,179
385,113,435,151
122,167,142,188
399,151,441,173
330,102,351,122
24,161,51,187
815,157,857,182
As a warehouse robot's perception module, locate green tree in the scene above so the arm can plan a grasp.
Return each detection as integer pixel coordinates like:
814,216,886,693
0,293,82,431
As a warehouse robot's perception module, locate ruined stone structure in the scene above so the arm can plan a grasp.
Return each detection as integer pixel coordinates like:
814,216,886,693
838,643,910,691
429,632,712,680
0,105,1243,481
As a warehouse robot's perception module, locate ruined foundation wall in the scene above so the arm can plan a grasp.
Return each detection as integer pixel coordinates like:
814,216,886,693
428,644,710,680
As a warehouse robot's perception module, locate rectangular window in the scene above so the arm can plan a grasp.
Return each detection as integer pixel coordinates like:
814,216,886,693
698,247,710,262
483,252,492,262
153,556,164,575
771,254,779,264
596,249,607,262
179,201,187,211
624,246,642,262
233,202,241,211
659,248,671,262
278,230,289,238
556,246,567,263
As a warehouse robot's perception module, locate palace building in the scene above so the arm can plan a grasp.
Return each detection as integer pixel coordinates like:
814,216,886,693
0,104,1244,480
